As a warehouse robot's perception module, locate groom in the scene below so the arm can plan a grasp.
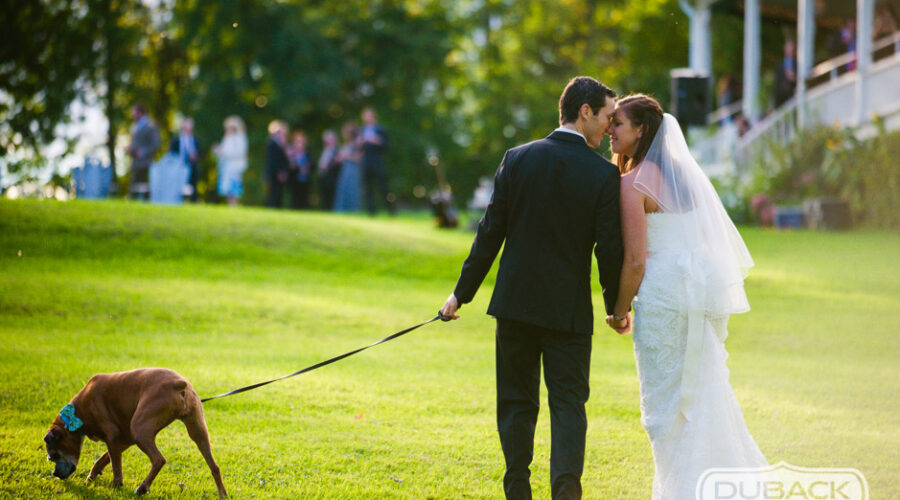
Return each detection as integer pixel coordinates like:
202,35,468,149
440,77,625,499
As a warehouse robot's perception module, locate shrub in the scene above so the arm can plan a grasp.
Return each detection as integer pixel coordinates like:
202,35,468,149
822,119,900,230
740,121,900,230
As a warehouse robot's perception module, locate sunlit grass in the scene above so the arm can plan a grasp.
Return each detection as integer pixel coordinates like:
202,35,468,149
0,199,897,498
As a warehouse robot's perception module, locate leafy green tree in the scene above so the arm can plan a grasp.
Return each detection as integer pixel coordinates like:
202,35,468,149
0,0,98,177
172,0,458,205
6,0,773,208
1,0,182,191
436,0,690,204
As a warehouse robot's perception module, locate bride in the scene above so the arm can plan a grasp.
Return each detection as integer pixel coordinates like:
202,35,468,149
604,94,767,499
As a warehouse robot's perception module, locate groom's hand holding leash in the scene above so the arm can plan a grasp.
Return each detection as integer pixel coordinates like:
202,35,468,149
440,294,460,320
606,312,632,335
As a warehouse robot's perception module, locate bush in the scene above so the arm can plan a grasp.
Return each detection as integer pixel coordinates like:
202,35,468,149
745,124,848,205
822,120,900,230
740,121,900,230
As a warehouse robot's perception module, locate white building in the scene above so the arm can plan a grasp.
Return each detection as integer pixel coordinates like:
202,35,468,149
683,0,900,175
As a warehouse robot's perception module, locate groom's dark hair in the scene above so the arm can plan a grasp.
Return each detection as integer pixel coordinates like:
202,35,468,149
559,77,616,125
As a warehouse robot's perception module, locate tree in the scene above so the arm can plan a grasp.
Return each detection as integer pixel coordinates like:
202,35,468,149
171,0,458,204
0,0,98,177
436,0,690,202
7,0,766,207
0,0,179,191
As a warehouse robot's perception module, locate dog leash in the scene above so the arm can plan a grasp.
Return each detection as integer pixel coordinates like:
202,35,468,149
201,312,450,403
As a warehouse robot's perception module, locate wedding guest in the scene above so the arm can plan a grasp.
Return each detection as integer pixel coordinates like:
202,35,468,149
288,130,312,209
265,120,290,209
214,116,248,206
774,39,797,107
333,122,362,212
735,112,751,137
874,4,899,40
169,117,201,202
360,107,395,215
841,18,857,70
715,74,737,125
317,129,341,211
126,103,160,200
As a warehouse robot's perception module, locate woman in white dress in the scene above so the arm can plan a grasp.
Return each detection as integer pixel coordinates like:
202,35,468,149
214,115,248,206
605,94,767,500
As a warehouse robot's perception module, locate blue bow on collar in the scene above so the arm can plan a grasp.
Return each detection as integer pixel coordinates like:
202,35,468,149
59,404,84,433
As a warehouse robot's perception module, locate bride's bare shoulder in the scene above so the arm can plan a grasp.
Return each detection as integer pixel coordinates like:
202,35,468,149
619,171,641,202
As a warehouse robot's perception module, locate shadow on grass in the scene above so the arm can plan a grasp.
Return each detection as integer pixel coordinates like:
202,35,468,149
55,478,125,499
56,472,221,499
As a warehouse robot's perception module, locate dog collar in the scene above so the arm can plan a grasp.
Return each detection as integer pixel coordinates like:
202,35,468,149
59,404,84,434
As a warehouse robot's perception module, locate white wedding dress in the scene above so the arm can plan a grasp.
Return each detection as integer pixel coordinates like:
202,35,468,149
632,212,767,500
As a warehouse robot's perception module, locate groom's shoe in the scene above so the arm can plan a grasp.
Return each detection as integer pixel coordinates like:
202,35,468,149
503,473,532,500
551,474,582,500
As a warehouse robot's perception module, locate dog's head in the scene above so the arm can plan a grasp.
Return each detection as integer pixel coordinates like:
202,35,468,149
44,417,84,480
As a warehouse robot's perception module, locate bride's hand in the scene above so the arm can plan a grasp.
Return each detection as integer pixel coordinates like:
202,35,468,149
606,313,632,335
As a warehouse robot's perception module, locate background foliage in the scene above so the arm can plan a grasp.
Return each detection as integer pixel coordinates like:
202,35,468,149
2,0,696,205
732,122,900,230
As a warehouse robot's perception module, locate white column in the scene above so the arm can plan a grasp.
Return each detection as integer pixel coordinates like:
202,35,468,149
855,0,874,125
680,0,713,77
796,0,816,129
743,0,761,123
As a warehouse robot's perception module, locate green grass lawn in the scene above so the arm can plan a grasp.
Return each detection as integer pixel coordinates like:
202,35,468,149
0,199,897,499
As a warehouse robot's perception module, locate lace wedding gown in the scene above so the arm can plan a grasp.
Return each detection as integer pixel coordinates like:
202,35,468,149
632,212,767,500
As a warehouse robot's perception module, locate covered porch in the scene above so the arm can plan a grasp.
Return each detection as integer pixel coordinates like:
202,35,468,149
681,0,900,175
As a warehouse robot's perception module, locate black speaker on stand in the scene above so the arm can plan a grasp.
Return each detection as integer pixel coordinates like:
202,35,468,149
670,68,710,129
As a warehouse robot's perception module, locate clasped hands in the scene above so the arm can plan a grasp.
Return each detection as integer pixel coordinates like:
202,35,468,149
606,312,632,335
442,292,632,335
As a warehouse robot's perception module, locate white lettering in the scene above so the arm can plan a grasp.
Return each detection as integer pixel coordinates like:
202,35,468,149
807,481,829,500
765,481,785,499
833,481,850,499
715,481,738,499
786,481,810,499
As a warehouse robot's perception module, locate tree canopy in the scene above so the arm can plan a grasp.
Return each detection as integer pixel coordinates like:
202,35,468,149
2,0,705,204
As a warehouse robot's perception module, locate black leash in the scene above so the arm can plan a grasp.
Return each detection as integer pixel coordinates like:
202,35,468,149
201,312,450,403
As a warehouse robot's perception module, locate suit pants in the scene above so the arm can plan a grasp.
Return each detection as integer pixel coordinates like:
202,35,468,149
289,179,310,209
319,169,339,211
267,178,284,208
363,160,395,215
495,318,591,500
129,165,150,200
187,162,199,202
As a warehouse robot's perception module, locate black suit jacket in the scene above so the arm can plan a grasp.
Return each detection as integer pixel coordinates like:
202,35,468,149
453,130,624,334
362,125,388,170
169,135,201,169
265,137,290,182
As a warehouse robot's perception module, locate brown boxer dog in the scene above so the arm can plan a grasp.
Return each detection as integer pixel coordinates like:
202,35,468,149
43,368,227,497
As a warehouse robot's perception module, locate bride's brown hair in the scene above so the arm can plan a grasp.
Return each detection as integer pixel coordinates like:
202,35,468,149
613,94,664,174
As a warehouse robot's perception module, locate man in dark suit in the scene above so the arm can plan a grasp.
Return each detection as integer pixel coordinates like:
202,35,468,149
440,77,625,500
265,120,290,209
360,107,396,215
317,129,341,211
169,117,201,202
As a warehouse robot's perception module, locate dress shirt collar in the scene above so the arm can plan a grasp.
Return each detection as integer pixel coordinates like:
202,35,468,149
553,126,586,143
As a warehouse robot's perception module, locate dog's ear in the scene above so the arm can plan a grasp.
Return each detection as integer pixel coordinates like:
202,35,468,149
44,429,58,446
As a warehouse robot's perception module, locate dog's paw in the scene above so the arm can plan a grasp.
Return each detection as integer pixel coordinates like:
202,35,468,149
135,484,149,495
111,479,123,488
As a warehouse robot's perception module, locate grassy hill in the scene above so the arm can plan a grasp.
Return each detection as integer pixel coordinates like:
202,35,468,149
0,199,897,499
